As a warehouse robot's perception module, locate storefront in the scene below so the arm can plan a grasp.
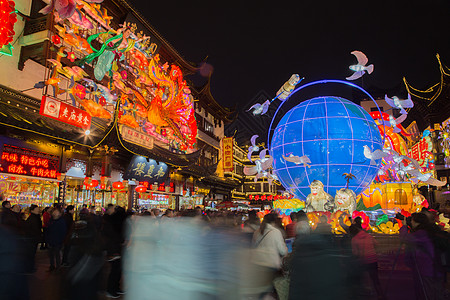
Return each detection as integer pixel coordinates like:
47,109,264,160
0,140,62,207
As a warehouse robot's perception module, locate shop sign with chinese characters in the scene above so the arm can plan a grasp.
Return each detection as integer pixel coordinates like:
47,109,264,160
40,96,91,129
119,125,154,150
409,136,433,167
123,155,168,184
222,137,234,172
0,144,59,179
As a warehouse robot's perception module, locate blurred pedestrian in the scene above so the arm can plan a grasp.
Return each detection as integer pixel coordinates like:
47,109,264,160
102,204,125,298
41,207,52,250
46,208,67,271
401,212,445,300
285,212,297,238
23,204,42,273
251,213,288,297
1,200,19,232
349,224,385,299
62,205,75,266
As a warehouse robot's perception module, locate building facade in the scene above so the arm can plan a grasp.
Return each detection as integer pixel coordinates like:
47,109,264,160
0,0,234,210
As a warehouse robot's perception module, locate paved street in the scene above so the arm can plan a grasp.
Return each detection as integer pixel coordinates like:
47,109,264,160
22,235,450,300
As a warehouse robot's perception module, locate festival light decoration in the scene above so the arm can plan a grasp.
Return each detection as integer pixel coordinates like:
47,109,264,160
0,0,17,56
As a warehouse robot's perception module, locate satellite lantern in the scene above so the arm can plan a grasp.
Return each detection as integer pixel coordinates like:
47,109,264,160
276,74,302,101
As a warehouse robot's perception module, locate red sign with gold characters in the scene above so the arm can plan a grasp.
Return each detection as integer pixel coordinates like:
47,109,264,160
222,137,234,172
40,96,91,129
409,136,433,167
0,144,59,179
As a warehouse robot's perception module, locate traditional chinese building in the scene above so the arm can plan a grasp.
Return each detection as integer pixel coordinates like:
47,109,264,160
0,0,234,210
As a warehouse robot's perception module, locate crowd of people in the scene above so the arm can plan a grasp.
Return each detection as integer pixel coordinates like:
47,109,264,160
0,201,449,300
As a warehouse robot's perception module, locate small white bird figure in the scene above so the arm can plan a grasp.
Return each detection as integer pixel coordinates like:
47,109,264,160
363,145,389,165
407,169,446,186
247,135,259,162
384,94,414,115
346,51,374,81
282,154,311,168
383,114,408,133
247,100,270,116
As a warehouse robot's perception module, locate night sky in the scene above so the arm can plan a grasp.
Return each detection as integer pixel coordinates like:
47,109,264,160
129,0,450,109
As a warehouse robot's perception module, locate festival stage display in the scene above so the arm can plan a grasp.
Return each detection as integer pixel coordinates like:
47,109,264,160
245,53,448,233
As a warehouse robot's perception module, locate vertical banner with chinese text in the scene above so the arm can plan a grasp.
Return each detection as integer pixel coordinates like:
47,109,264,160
222,137,234,172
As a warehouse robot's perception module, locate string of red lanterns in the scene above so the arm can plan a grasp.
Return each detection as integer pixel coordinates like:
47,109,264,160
248,194,294,201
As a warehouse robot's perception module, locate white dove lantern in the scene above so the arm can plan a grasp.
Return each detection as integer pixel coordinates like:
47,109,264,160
384,94,414,115
346,51,374,81
247,100,270,116
247,135,259,162
363,145,389,165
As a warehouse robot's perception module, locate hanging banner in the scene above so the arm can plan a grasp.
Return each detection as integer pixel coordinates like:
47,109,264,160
0,144,59,179
40,96,91,129
123,155,169,184
222,137,234,172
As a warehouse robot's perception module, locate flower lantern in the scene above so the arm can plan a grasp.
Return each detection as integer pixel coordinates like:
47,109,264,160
249,195,253,200
262,195,266,200
113,181,124,189
268,195,273,201
135,185,147,193
0,0,17,55
255,195,260,201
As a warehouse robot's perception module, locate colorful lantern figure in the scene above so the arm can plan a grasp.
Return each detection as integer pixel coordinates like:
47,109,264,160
371,221,400,235
305,180,334,213
352,211,370,231
271,97,383,201
330,211,351,235
334,188,357,215
410,188,428,213
0,0,17,56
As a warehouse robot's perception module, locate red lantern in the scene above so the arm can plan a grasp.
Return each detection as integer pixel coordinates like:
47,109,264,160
135,185,147,193
262,195,266,200
113,181,124,189
274,195,279,200
268,195,273,201
249,195,254,200
255,195,260,201
89,179,98,188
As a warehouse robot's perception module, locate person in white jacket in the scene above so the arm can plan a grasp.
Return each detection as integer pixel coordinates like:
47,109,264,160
247,213,288,297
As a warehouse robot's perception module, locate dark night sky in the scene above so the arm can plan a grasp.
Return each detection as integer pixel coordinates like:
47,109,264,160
129,0,450,109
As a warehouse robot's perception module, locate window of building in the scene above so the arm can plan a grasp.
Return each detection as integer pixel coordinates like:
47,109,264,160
204,120,214,135
371,107,383,112
394,189,408,205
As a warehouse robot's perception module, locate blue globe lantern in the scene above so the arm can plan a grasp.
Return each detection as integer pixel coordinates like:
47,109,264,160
270,95,383,200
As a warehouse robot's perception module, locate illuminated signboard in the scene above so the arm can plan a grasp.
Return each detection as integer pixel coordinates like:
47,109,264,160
0,144,59,178
123,155,169,184
222,137,234,172
40,96,91,129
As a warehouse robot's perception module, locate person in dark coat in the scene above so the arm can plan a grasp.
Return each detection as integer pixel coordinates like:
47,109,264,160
102,205,126,298
1,201,20,233
62,205,75,266
23,205,42,272
46,208,67,271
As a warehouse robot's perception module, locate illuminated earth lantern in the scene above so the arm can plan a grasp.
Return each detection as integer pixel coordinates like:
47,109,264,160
270,96,383,200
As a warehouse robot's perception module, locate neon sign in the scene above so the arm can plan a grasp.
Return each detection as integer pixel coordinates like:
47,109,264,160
0,145,59,179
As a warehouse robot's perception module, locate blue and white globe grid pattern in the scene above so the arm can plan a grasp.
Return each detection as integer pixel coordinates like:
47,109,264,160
270,96,383,200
